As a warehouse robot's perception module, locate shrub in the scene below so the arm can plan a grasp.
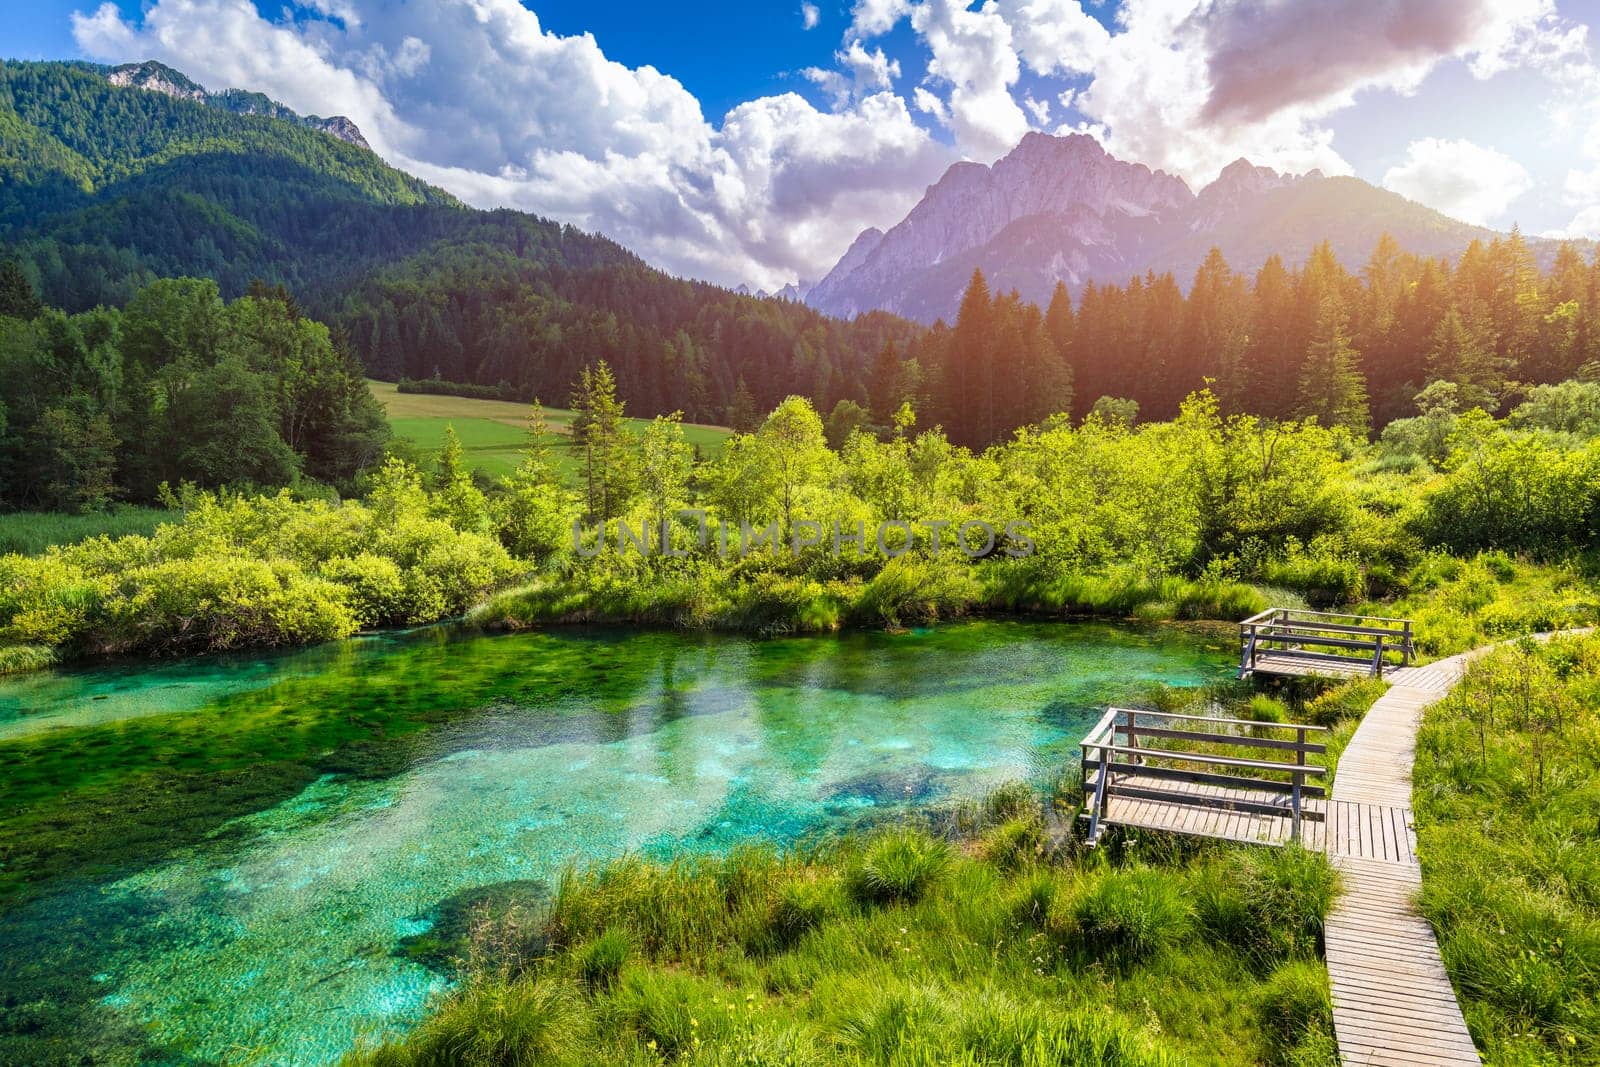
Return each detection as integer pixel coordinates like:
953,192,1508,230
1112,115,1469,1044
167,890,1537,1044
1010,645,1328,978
1256,960,1335,1067
983,817,1046,871
0,643,55,674
1246,694,1289,723
1194,846,1338,963
851,829,951,906
404,976,587,1067
573,928,630,991
767,875,846,950
1068,867,1191,963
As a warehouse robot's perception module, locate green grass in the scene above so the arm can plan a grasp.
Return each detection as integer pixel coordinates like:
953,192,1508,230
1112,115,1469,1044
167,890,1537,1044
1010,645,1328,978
372,380,732,482
344,789,1341,1067
1413,634,1600,1064
0,507,172,555
1352,553,1599,661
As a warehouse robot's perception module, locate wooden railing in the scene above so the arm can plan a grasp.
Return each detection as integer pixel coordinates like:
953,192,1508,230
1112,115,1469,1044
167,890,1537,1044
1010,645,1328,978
1080,707,1328,846
1239,608,1414,678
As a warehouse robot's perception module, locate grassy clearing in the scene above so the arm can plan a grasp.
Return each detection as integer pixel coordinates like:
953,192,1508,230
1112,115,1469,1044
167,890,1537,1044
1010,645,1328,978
345,787,1341,1067
372,380,731,481
0,507,171,555
1354,552,1599,661
1414,633,1600,1065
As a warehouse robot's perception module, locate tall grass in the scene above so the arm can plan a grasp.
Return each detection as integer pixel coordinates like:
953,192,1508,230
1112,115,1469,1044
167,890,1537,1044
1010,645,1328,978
1414,634,1600,1063
345,787,1343,1067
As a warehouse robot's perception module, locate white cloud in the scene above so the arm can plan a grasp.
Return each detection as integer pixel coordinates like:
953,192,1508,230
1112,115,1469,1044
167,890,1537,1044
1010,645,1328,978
801,2,820,31
804,40,901,109
996,0,1108,75
912,85,948,120
1382,137,1533,225
1549,204,1600,239
1023,94,1050,125
849,0,912,38
911,0,1030,160
72,0,951,291
996,0,1575,190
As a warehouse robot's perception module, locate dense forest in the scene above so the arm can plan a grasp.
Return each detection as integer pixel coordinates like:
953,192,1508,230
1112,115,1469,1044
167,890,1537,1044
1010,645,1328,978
0,60,914,424
0,268,386,509
899,232,1600,447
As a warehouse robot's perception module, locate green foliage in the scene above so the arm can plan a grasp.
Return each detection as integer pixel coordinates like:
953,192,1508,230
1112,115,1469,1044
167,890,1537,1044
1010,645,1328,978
0,277,388,507
1255,961,1336,1067
1415,635,1600,1063
851,829,952,906
352,783,1339,1067
573,929,631,992
1192,846,1339,965
0,473,518,659
1066,867,1192,964
348,977,588,1067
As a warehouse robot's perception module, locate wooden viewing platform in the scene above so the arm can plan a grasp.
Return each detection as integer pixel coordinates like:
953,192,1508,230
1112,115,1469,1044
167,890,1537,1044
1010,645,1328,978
1077,639,1489,1065
1239,607,1415,679
1078,706,1328,847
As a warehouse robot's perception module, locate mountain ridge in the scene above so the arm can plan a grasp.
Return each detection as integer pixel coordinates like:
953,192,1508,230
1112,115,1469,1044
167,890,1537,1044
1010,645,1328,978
805,132,1574,324
105,60,372,149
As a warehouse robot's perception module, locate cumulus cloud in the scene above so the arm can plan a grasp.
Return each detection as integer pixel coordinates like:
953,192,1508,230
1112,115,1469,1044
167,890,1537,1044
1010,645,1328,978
1550,204,1600,239
67,0,1591,287
911,0,1030,160
805,40,901,109
850,0,912,38
72,0,952,290
1382,137,1533,225
998,0,1572,189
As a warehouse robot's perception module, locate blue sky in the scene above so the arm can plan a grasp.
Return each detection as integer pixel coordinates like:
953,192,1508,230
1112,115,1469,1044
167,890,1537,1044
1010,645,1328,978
9,1,1600,288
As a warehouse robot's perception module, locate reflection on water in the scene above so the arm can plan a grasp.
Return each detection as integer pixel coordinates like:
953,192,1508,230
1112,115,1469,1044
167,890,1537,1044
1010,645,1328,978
0,620,1231,1065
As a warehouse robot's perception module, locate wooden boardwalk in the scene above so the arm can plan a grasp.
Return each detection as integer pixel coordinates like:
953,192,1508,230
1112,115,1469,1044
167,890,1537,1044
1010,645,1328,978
1324,653,1481,1066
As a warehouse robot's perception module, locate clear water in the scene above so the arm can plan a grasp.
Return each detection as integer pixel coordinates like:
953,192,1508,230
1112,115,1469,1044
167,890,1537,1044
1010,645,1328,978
0,620,1233,1065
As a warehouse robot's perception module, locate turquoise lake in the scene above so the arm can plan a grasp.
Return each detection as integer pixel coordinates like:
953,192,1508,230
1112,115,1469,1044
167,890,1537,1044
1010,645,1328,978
0,620,1235,1065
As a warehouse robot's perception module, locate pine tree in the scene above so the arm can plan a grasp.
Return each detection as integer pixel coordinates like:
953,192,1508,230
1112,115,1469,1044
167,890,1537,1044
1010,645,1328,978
569,360,632,520
1427,304,1509,412
1296,295,1369,435
726,376,759,433
0,260,42,321
869,340,903,424
944,268,993,444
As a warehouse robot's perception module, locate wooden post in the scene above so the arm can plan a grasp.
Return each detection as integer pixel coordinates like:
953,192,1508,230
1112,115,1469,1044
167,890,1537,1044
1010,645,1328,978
1403,621,1414,666
1292,726,1306,842
1373,634,1385,679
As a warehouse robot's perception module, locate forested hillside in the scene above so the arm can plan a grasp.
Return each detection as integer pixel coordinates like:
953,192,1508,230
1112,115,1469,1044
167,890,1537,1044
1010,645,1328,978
898,234,1600,446
0,61,915,424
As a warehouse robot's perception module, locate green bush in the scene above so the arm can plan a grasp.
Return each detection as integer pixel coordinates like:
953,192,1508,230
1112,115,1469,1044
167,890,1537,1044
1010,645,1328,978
983,817,1046,871
766,875,846,950
851,829,951,906
1256,960,1336,1067
1067,867,1191,963
573,928,630,991
348,976,587,1067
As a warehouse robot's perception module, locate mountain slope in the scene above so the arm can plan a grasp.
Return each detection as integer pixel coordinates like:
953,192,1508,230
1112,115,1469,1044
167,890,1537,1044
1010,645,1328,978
0,60,916,423
806,132,1558,324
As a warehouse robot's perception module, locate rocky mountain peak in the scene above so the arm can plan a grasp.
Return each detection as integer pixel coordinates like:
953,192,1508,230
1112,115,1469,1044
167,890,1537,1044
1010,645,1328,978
107,61,205,102
104,60,370,150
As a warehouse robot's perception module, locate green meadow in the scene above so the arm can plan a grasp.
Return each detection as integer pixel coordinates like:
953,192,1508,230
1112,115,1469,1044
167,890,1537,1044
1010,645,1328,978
373,381,732,481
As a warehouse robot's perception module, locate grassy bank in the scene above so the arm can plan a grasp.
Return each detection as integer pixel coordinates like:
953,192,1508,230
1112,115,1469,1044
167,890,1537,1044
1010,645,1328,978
1414,633,1600,1064
345,791,1341,1067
